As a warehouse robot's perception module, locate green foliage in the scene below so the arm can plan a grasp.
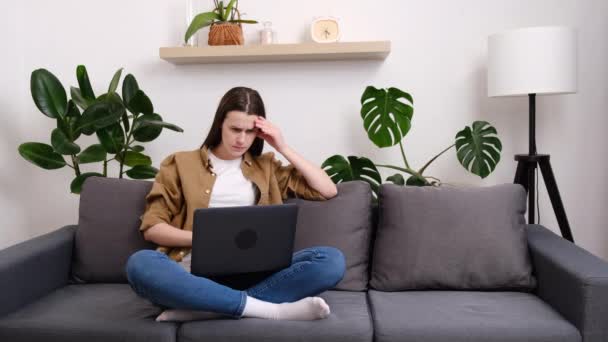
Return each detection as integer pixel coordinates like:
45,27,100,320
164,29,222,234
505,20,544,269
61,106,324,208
455,121,502,179
18,142,66,170
323,86,502,198
360,86,413,148
184,0,258,43
19,65,185,194
322,155,382,195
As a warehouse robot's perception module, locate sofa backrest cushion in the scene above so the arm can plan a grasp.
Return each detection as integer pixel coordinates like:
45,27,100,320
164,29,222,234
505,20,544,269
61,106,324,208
72,177,156,283
73,177,373,290
287,181,373,291
370,183,536,291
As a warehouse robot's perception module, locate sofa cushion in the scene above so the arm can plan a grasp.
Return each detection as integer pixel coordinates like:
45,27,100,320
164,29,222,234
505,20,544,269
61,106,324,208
0,284,177,342
370,183,536,291
368,290,581,342
287,181,373,291
179,290,373,342
72,177,156,283
74,177,373,290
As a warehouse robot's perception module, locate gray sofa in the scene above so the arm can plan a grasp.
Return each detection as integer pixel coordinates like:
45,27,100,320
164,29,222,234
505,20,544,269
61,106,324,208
1,177,607,342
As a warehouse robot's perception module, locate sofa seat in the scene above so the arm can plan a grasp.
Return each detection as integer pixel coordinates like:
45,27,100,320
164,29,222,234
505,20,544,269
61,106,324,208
178,291,373,342
0,284,177,342
368,290,581,342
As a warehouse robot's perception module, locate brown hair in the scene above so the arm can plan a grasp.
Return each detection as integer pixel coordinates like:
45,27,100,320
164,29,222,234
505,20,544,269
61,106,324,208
201,87,266,156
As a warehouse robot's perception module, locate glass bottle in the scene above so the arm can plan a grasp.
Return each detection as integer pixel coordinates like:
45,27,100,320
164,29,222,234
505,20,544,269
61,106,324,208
259,21,276,45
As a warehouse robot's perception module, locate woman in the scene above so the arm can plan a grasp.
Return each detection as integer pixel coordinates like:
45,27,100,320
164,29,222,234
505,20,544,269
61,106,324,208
125,87,345,322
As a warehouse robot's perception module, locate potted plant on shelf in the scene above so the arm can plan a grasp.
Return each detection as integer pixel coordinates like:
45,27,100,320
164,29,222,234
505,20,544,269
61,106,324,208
185,0,258,46
322,86,503,199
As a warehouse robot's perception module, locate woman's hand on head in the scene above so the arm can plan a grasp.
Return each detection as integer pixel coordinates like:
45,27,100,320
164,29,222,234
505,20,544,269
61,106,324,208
254,116,287,153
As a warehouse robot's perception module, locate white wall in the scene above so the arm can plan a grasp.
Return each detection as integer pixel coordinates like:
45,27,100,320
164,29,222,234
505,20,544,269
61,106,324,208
1,0,607,260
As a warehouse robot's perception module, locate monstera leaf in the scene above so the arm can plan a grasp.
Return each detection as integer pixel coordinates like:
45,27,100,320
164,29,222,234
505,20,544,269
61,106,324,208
387,173,429,186
322,155,382,196
386,173,405,185
455,121,502,179
406,174,428,186
360,86,414,148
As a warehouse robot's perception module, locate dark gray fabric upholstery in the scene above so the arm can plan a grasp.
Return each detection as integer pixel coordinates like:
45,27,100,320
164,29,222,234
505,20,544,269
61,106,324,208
368,290,581,342
5,179,608,342
73,177,156,283
287,181,373,291
371,183,536,291
178,291,373,342
0,225,75,317
74,177,373,290
0,284,176,342
527,224,608,342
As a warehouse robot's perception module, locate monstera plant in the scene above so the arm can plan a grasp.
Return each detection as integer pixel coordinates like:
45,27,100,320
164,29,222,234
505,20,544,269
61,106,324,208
18,65,184,194
322,86,502,198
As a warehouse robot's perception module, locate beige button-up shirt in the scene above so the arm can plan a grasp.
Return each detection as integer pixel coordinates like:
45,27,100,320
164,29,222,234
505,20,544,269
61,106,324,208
139,145,327,262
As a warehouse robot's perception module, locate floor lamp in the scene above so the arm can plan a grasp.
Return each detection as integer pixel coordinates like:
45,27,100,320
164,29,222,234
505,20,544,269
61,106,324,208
487,26,577,243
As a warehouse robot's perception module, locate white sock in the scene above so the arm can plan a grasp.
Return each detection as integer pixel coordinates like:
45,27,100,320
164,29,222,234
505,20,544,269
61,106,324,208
241,296,331,321
155,309,226,322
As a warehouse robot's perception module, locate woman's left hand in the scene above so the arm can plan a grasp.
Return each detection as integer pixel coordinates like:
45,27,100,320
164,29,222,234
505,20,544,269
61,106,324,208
254,116,287,152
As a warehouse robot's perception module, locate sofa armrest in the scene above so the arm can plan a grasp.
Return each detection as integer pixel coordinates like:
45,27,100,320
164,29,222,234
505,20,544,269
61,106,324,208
0,225,76,317
527,224,608,342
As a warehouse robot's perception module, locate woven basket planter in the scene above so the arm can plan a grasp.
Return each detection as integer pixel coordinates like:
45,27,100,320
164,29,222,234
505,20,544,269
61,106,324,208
208,23,244,46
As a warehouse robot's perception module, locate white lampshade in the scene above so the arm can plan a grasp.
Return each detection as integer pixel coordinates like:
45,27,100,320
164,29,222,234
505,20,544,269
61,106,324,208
488,26,577,97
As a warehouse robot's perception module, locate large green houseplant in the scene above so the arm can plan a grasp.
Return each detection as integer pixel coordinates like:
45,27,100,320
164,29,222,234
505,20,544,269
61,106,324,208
18,65,183,194
322,86,503,198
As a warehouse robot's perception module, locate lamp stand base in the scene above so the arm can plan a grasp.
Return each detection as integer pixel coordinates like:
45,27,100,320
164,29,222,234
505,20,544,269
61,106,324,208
514,154,574,242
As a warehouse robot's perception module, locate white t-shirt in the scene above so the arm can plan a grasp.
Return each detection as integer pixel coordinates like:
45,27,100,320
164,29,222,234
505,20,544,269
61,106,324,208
179,151,256,272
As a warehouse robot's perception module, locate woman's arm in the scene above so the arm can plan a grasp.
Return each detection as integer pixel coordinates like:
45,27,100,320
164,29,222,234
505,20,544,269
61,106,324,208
278,146,338,199
143,222,193,247
254,116,338,199
139,154,191,246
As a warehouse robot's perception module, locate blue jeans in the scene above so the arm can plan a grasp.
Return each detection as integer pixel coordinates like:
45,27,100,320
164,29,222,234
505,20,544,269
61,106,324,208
125,246,346,318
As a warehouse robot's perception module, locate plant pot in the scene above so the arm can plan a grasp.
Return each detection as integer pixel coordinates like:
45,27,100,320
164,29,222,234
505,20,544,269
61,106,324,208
208,23,244,46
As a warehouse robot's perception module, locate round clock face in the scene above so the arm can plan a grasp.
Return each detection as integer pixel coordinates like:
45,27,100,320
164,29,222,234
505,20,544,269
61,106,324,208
311,18,340,43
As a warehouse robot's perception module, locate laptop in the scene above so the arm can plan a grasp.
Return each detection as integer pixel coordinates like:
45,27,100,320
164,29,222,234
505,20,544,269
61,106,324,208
190,203,299,289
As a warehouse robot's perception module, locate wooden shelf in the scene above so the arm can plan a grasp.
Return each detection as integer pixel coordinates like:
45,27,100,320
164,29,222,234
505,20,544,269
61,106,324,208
159,41,390,64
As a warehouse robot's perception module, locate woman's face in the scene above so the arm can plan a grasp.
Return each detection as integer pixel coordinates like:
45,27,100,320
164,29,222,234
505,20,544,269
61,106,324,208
217,110,259,159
